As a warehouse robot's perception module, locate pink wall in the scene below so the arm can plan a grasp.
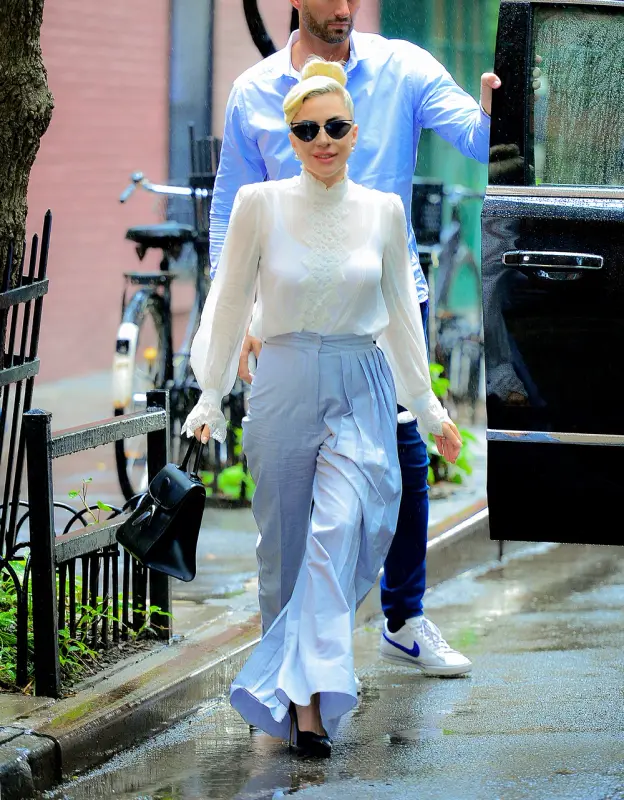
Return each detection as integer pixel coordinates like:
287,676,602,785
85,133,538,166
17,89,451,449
27,1,169,381
213,1,380,137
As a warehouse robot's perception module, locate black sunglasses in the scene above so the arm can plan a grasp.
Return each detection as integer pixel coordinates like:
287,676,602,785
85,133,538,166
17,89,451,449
290,119,354,143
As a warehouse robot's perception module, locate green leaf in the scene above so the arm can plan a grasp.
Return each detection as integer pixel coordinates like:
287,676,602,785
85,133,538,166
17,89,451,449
429,363,445,378
199,470,215,486
68,490,80,499
84,477,93,484
96,501,113,512
454,455,473,475
427,466,435,484
217,464,256,498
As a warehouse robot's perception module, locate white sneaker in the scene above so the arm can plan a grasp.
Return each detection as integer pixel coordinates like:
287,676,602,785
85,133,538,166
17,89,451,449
354,672,362,695
380,616,472,676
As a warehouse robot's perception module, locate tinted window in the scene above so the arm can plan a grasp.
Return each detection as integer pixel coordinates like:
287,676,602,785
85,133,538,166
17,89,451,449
532,5,624,187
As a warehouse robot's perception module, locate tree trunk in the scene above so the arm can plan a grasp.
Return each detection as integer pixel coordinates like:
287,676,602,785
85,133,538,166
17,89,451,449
0,0,54,286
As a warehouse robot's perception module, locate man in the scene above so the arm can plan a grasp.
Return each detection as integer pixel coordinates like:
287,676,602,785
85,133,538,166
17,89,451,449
209,0,501,677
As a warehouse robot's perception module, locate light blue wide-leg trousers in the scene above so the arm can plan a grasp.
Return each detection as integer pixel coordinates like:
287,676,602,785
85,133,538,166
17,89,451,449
230,333,401,740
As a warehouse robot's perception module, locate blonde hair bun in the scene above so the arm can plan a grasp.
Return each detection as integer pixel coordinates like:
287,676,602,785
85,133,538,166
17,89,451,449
301,57,347,88
283,56,354,125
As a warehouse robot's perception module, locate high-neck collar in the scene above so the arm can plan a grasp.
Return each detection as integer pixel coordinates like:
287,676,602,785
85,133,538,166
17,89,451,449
300,167,349,201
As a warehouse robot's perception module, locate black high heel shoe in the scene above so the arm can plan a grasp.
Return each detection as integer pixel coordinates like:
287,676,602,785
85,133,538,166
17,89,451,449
288,703,332,758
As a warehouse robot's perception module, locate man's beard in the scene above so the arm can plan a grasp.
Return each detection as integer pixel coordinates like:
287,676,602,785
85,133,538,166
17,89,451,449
301,2,353,44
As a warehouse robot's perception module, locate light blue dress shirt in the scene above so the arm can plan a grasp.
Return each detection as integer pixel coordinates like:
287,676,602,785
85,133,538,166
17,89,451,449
210,30,491,302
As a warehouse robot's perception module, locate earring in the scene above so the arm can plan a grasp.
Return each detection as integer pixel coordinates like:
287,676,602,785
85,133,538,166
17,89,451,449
294,151,300,161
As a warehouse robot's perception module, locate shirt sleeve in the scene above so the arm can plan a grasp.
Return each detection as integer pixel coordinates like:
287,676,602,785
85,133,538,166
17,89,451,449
183,184,262,442
411,47,490,164
377,193,451,436
209,84,268,278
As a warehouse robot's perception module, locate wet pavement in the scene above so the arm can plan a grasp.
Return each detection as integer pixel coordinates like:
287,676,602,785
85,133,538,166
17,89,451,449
46,541,624,800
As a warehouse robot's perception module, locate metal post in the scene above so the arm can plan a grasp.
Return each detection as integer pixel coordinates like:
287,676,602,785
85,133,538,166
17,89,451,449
243,0,277,58
132,559,147,634
146,389,172,639
24,409,61,697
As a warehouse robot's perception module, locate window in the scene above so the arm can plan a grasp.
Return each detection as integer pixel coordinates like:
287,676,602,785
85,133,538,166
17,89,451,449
532,5,624,187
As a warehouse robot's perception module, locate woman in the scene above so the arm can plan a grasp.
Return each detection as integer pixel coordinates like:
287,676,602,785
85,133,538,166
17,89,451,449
182,58,462,757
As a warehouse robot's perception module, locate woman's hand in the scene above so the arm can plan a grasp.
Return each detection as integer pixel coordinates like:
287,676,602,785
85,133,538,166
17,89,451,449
434,421,462,464
194,424,211,445
238,333,263,383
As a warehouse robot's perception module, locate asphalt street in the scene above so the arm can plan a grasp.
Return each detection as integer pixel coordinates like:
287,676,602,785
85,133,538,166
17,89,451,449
47,541,624,800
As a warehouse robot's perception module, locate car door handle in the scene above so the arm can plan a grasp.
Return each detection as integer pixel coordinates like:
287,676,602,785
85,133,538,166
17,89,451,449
502,251,603,281
502,251,603,270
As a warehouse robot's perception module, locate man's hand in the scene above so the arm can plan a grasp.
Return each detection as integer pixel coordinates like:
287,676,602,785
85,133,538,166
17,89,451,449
238,333,263,384
488,143,526,183
434,421,462,464
480,73,502,117
481,56,542,117
532,55,543,92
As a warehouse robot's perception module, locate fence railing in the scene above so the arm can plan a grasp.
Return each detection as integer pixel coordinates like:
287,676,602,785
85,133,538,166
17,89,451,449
0,213,51,689
0,218,175,698
23,389,170,698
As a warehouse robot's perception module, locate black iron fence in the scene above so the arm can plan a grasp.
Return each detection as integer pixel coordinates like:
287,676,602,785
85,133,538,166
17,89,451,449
0,216,174,698
0,214,51,689
23,389,170,697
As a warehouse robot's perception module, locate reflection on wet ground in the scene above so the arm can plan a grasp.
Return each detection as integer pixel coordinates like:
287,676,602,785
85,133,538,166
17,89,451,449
48,543,624,800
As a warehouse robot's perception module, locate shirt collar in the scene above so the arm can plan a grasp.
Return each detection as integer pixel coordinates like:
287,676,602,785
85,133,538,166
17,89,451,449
299,166,350,202
278,29,372,81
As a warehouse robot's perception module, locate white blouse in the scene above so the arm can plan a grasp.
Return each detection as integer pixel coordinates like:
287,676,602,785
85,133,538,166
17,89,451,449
182,169,450,442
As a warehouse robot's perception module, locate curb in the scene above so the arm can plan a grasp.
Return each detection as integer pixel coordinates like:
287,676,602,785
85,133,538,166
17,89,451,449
0,727,59,800
1,504,492,798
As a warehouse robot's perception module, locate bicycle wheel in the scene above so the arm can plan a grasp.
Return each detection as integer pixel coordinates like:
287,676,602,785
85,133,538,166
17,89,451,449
113,289,168,501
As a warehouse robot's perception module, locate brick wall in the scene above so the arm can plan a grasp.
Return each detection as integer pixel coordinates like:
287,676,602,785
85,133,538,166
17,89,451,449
27,1,170,383
213,0,380,137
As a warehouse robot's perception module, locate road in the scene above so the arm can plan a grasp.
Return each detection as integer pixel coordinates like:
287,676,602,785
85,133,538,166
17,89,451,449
47,541,624,800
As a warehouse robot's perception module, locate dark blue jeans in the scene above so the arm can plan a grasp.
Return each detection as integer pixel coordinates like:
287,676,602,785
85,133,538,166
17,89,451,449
381,300,430,628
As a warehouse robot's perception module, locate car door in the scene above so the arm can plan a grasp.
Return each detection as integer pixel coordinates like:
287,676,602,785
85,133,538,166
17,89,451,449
482,0,624,546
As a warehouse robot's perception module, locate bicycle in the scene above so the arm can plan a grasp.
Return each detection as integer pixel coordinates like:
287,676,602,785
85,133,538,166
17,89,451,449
413,179,485,423
112,131,248,503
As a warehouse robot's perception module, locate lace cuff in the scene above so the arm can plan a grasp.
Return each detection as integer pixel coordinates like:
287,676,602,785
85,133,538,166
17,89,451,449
409,391,451,437
181,395,228,443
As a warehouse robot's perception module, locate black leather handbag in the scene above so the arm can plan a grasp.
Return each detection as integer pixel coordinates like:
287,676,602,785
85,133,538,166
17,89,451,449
116,440,206,582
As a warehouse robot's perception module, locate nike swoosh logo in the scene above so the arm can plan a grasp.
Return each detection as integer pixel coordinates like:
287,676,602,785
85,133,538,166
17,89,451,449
383,633,420,658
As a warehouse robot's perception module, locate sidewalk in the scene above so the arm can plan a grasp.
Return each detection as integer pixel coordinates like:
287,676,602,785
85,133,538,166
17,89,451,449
0,372,490,799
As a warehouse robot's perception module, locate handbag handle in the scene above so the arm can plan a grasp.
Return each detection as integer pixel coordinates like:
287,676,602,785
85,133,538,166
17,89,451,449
180,438,205,476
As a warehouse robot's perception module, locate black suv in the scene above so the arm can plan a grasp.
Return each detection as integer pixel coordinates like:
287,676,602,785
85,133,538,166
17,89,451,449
482,0,624,546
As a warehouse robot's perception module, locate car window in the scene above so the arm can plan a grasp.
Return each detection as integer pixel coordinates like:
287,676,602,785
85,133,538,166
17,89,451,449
532,5,624,188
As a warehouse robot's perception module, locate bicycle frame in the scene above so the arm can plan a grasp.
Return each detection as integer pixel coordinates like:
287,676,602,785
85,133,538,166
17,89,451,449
119,171,212,386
